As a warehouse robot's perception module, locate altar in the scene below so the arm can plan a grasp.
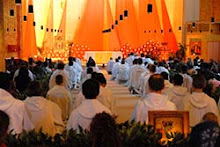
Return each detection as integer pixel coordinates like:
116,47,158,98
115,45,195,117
84,51,122,64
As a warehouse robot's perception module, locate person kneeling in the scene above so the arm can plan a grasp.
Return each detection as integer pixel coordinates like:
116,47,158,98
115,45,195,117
67,79,111,131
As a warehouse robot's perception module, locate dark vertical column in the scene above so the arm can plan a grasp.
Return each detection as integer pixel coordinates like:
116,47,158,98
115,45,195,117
0,0,6,71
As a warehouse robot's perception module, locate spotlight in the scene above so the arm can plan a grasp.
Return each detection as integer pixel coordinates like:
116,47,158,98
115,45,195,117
28,5,33,13
211,17,215,23
178,26,182,30
124,10,128,17
15,0,21,5
23,16,27,21
112,25,114,29
120,15,123,21
147,4,153,13
192,22,196,28
115,20,118,25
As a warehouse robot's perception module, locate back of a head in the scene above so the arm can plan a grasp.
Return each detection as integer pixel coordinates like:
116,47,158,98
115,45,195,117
82,79,100,99
68,61,73,66
138,58,143,65
18,66,29,77
159,62,164,67
189,121,220,147
0,110,9,142
130,52,134,56
203,112,218,124
57,62,65,70
173,74,183,86
90,112,121,147
133,59,138,65
141,53,145,57
55,75,63,85
181,65,187,74
148,64,156,73
115,59,119,62
68,57,73,62
148,74,165,92
26,81,43,97
121,60,125,64
87,67,93,74
193,75,206,89
161,72,169,80
92,72,107,85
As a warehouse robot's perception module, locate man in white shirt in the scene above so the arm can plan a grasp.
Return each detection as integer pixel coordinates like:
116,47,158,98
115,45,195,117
126,53,135,67
180,65,192,93
131,74,176,124
49,62,69,89
46,75,72,121
106,58,115,74
110,59,121,80
24,81,64,136
117,60,129,85
184,75,220,127
156,62,169,74
139,64,156,98
128,58,146,94
67,79,111,131
165,74,190,110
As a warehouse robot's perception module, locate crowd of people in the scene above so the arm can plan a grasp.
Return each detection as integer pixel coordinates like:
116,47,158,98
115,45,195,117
0,53,219,146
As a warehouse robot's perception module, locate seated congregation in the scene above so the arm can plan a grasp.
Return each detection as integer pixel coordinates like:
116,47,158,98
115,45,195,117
0,54,220,146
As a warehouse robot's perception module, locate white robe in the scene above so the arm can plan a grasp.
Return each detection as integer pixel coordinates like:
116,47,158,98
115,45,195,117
107,60,115,73
126,55,135,67
67,99,111,131
24,96,64,136
0,89,34,134
165,86,190,110
180,73,193,93
49,69,69,89
46,85,72,121
156,66,169,74
117,64,129,85
183,92,220,127
111,62,121,80
145,58,154,64
131,93,177,124
75,86,115,114
64,65,77,89
139,71,150,98
129,65,146,92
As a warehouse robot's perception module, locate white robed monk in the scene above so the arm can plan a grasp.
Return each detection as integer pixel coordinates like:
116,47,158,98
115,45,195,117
67,79,111,131
183,75,220,127
24,81,64,136
131,74,176,124
0,89,34,134
46,75,72,121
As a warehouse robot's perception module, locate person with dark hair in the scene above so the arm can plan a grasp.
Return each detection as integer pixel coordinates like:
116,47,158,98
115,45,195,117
165,74,190,110
107,58,115,74
0,82,33,134
161,72,173,94
139,64,156,98
14,66,31,92
111,58,121,80
49,62,69,89
67,79,111,131
90,112,122,147
180,64,193,92
203,112,219,124
131,74,176,124
129,58,146,94
0,110,9,146
184,75,220,127
24,81,64,136
64,60,77,89
188,121,220,147
46,75,72,121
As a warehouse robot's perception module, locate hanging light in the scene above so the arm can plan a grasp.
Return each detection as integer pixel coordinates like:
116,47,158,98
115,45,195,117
124,10,128,17
178,26,182,30
192,22,196,28
15,0,21,5
211,17,215,23
147,4,153,13
112,25,114,29
115,20,118,25
41,26,44,30
28,5,34,13
120,15,123,21
23,16,27,21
